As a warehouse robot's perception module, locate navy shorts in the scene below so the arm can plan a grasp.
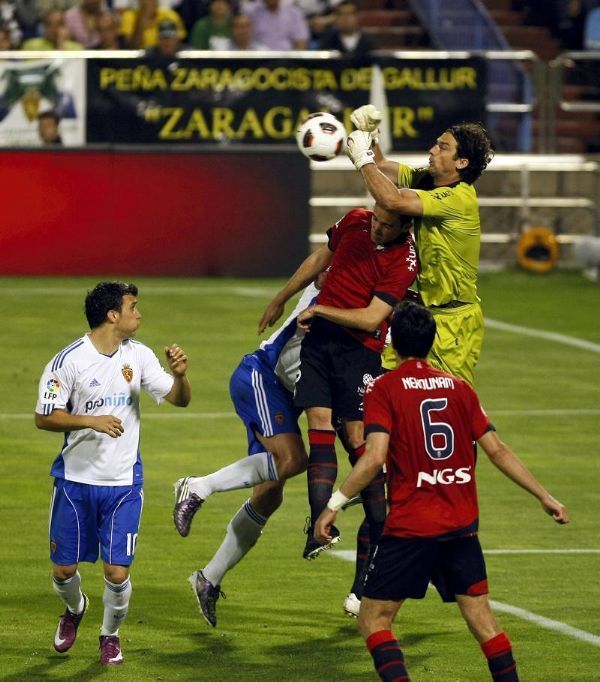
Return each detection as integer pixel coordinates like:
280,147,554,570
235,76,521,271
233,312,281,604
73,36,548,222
49,478,143,567
363,533,488,603
230,354,301,456
293,318,382,421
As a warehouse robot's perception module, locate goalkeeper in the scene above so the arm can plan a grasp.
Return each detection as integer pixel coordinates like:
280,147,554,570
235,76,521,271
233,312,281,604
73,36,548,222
347,106,494,386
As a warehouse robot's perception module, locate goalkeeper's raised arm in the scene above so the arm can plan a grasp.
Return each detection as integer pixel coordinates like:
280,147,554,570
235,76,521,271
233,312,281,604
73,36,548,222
350,104,399,184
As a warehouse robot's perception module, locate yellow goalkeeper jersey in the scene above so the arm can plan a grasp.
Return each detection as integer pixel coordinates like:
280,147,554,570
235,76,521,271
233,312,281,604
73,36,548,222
397,164,480,308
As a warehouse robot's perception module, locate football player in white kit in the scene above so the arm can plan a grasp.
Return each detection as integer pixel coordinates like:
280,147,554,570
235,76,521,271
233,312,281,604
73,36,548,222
35,282,191,665
173,283,319,627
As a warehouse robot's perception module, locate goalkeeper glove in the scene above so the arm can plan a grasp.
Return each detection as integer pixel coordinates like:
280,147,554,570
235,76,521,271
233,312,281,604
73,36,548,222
350,104,382,133
346,130,375,171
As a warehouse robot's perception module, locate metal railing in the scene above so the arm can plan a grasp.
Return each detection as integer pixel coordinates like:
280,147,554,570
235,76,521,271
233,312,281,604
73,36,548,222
308,154,599,246
546,51,600,153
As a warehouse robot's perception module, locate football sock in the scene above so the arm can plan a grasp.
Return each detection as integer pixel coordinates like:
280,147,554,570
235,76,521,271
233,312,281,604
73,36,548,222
101,577,132,637
307,429,337,526
352,444,386,545
351,517,370,597
366,630,411,681
203,500,267,586
188,452,278,500
481,632,518,681
52,571,85,614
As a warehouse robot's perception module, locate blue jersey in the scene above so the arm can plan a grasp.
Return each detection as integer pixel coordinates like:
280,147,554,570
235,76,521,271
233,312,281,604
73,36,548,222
255,284,318,388
229,284,318,455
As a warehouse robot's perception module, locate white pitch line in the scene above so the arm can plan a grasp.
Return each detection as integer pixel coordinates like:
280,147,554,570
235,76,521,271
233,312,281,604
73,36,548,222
331,549,600,561
0,412,236,420
485,549,600,555
491,409,600,417
3,408,598,421
489,600,600,647
330,550,600,647
0,285,278,298
485,318,600,354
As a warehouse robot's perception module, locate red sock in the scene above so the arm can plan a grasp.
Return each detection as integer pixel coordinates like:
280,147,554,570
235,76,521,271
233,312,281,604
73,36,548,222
481,632,518,681
366,630,411,681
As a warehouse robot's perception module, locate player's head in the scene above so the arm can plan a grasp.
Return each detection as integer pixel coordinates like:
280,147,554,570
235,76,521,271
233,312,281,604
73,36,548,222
370,204,412,246
444,122,494,184
85,282,139,330
390,301,436,359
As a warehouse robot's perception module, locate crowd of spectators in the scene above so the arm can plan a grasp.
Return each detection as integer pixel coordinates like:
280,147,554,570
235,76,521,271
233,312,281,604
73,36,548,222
0,0,376,54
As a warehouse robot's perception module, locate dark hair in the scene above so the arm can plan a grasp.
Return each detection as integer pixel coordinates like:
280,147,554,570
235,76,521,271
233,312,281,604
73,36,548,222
446,122,494,185
390,301,436,359
38,110,60,123
336,0,359,11
85,282,138,329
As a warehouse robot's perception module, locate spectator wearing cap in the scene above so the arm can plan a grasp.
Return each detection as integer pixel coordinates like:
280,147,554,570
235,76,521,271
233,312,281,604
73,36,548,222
38,110,63,145
120,0,186,48
145,17,190,57
225,12,265,49
242,0,309,50
318,0,375,59
189,0,232,49
64,0,104,48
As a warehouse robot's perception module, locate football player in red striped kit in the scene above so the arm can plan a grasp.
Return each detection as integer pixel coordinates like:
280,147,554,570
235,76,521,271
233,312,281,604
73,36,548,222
315,301,569,682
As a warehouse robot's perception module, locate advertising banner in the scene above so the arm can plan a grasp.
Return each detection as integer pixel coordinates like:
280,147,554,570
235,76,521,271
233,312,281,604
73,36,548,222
86,56,486,151
0,58,85,146
0,149,309,277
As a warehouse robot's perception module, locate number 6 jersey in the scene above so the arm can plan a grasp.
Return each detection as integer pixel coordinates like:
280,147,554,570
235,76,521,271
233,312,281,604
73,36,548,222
364,359,493,538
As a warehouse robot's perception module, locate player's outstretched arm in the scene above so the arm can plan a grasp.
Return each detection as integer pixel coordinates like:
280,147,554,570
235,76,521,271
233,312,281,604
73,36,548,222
258,246,333,334
35,409,124,438
298,296,393,333
349,104,403,186
164,344,191,407
478,430,569,524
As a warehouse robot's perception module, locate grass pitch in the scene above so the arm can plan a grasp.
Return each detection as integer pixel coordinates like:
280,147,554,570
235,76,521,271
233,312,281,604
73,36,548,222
1,270,599,681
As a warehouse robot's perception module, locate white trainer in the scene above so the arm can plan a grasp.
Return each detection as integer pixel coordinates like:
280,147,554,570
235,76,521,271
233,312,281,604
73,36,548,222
343,592,361,618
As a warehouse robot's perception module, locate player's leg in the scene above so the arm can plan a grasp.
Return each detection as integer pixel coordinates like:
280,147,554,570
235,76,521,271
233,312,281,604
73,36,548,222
49,479,93,653
457,595,518,682
343,418,386,548
335,343,386,603
358,535,433,682
428,303,484,386
173,359,296,536
192,479,284,628
293,329,340,557
358,597,408,681
434,534,518,681
97,484,143,666
334,415,370,617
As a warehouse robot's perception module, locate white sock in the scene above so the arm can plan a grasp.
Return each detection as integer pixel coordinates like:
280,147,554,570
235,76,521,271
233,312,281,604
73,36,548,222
203,500,267,586
188,452,278,500
52,571,84,614
101,577,132,636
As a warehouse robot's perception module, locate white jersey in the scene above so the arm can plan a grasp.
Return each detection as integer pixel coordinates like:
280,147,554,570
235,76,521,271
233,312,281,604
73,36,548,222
256,284,317,393
36,334,174,486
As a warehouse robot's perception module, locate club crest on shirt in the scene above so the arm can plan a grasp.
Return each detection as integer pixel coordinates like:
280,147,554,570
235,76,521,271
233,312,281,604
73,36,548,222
275,411,285,425
122,364,133,383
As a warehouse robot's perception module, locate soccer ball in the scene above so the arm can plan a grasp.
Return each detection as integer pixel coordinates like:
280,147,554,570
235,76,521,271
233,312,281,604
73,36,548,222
296,112,346,162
